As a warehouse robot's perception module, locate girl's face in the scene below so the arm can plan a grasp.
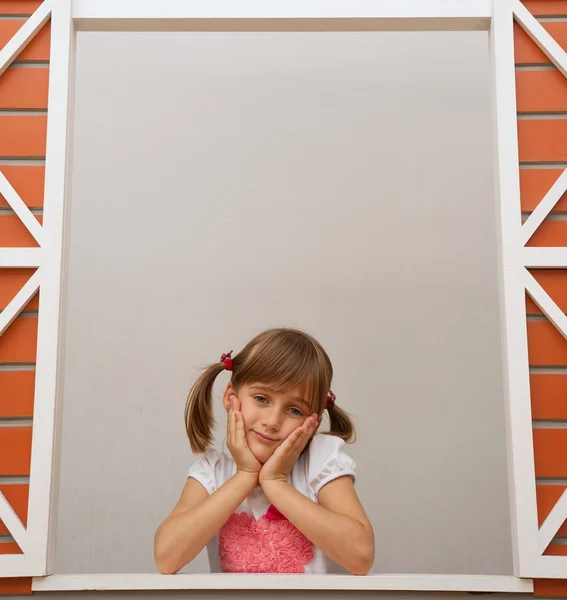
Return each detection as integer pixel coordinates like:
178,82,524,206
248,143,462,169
226,381,318,464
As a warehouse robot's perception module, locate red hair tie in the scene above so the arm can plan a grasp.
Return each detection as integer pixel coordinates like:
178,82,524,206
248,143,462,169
326,390,336,410
220,351,233,371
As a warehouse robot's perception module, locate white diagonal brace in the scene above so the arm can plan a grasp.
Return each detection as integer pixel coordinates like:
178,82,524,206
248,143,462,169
512,0,567,78
0,0,52,78
0,171,43,246
538,488,567,554
524,269,567,342
521,168,567,246
0,269,40,337
0,491,27,554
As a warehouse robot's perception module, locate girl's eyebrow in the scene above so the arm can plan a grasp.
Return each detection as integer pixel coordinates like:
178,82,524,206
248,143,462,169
249,385,273,394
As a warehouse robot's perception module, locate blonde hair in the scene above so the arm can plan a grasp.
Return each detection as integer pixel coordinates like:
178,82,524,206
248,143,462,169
184,328,356,453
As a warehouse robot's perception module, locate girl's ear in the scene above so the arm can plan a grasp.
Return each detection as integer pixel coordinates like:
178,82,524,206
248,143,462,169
222,382,237,411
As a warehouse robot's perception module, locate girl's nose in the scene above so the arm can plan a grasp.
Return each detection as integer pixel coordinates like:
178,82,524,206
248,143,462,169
262,408,281,431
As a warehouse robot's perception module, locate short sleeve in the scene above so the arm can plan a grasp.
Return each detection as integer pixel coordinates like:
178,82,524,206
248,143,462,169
187,450,220,495
307,434,356,496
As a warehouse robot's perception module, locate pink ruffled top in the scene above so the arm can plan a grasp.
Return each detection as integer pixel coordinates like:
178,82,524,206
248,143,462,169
219,508,314,573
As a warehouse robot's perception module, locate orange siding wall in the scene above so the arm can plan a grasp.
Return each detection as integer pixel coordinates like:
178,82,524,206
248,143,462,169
0,0,48,595
517,0,567,596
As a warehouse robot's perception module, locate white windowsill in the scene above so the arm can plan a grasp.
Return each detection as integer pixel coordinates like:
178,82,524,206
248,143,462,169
32,573,534,593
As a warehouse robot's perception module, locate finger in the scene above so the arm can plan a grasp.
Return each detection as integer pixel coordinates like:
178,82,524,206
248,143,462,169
272,428,300,456
297,416,315,437
306,415,316,427
298,426,313,447
300,414,316,430
228,398,236,445
279,427,305,454
295,419,316,447
235,411,246,446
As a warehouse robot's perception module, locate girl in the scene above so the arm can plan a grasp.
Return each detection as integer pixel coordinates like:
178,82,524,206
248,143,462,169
154,328,374,575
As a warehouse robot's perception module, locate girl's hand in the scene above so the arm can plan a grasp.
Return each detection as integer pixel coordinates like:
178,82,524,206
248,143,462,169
227,396,262,477
259,414,319,485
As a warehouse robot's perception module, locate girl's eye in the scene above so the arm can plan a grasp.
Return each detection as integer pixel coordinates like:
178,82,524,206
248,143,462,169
254,395,269,404
288,408,303,417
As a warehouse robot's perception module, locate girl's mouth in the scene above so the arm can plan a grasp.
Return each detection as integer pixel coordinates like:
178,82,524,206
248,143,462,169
253,431,277,443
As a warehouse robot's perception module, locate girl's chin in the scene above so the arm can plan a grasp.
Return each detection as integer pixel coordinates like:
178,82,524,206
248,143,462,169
248,444,273,464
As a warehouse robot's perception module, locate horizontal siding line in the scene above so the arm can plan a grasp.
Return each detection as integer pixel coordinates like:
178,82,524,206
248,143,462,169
517,113,567,120
536,477,567,485
0,311,40,318
533,420,567,429
0,15,34,19
522,212,567,219
10,61,49,68
0,535,15,543
552,537,567,545
0,207,43,214
0,476,29,484
0,159,45,166
520,162,567,169
0,418,32,427
530,364,567,370
0,363,35,371
0,156,45,162
528,314,567,321
537,16,567,22
527,315,565,322
0,109,47,116
515,64,557,71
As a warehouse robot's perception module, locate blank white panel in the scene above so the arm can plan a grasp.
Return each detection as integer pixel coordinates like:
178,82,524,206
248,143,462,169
55,30,512,575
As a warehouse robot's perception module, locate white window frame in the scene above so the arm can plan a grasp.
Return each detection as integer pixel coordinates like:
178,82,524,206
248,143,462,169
0,0,565,592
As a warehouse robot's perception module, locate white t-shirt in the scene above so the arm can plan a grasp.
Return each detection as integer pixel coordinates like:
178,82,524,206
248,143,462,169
187,433,356,574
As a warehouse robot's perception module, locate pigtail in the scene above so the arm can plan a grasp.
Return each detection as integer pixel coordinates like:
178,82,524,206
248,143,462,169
326,404,357,444
184,362,226,454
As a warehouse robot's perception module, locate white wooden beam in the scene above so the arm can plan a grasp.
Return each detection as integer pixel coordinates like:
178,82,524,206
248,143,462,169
0,492,27,555
524,269,567,342
0,269,40,337
538,489,567,556
32,573,534,593
0,554,38,578
489,0,538,579
24,0,76,579
0,248,42,268
518,555,567,579
521,168,567,247
522,248,567,268
72,0,491,32
0,171,43,246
